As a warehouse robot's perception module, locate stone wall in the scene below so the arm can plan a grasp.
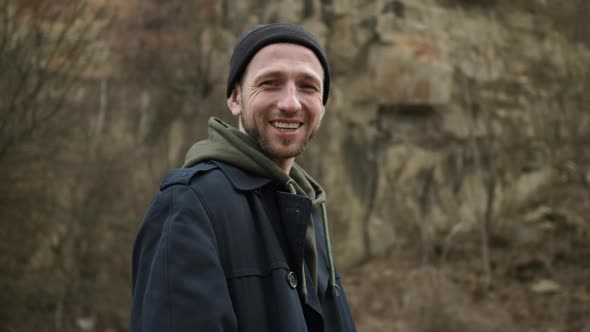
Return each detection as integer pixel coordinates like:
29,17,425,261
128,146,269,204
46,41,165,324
116,0,590,267
4,0,589,330
256,0,589,265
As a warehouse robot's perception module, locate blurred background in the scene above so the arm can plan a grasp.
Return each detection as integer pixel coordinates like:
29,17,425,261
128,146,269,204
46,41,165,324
1,0,589,331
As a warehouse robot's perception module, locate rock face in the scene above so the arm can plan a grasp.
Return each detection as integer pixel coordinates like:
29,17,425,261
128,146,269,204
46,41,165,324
101,0,590,267
295,0,590,266
3,0,590,330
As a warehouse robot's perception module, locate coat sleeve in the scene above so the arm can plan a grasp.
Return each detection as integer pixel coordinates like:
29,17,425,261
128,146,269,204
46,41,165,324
130,184,238,332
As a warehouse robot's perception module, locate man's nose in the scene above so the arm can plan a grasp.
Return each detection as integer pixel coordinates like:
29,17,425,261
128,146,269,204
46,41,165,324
277,83,302,113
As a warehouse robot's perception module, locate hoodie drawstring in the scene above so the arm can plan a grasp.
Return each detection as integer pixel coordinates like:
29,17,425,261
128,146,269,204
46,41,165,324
286,180,339,301
286,181,308,301
320,202,340,297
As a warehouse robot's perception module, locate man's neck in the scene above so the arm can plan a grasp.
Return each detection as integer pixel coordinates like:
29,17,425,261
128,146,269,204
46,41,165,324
272,157,294,174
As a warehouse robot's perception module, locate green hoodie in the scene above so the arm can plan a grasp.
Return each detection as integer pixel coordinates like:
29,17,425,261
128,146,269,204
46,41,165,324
183,117,338,300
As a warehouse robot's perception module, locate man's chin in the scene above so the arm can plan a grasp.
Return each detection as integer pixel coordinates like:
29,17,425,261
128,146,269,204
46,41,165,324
262,143,307,161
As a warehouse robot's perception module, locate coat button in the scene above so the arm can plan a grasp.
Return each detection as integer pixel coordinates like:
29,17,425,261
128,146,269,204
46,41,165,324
287,271,298,289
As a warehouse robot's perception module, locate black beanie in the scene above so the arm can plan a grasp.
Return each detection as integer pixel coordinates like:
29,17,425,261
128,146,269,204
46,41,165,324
227,23,331,105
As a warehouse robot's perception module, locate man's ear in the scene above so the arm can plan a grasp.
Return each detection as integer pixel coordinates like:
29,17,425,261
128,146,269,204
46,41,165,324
227,85,242,117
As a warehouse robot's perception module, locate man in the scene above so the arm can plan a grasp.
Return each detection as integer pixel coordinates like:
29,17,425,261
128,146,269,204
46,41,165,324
131,23,357,332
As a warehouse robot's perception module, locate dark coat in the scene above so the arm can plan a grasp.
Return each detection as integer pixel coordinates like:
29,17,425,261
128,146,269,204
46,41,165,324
131,161,357,332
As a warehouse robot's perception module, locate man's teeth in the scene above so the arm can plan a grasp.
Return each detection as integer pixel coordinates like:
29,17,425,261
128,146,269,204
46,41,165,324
272,121,300,129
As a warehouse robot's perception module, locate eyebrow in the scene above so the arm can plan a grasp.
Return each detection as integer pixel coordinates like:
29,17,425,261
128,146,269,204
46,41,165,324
299,72,323,84
253,69,323,84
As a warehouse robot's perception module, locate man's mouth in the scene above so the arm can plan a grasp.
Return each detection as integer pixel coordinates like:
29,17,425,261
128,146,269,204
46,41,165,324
271,121,301,131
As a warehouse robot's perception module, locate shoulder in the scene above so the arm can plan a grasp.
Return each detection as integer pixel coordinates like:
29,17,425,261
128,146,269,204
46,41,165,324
160,162,219,191
159,163,233,213
160,161,273,193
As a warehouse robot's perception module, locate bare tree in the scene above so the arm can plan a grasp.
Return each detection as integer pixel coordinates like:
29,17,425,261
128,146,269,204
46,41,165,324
0,0,108,163
0,1,110,330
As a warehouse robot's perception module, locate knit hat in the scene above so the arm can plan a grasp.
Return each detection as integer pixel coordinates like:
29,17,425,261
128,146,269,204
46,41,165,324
226,23,331,105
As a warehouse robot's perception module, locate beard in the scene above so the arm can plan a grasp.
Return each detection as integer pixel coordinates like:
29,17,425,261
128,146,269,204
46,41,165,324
240,113,319,161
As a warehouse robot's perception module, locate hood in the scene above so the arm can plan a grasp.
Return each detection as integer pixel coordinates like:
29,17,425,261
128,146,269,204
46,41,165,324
183,117,326,206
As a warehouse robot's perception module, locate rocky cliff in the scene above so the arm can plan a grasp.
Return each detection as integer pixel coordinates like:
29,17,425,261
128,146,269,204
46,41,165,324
2,0,589,331
134,0,588,267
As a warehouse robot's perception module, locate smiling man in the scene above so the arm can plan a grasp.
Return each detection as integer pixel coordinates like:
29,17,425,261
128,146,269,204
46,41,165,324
131,23,357,332
229,42,325,170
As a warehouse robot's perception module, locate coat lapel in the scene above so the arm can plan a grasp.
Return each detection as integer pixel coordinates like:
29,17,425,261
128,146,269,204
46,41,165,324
275,191,311,266
276,191,326,330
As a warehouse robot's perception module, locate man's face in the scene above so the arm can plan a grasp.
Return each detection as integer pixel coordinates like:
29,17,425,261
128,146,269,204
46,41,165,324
227,43,325,165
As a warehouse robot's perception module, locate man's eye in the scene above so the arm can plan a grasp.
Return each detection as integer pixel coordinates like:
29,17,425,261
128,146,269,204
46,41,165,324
301,84,320,92
261,80,279,87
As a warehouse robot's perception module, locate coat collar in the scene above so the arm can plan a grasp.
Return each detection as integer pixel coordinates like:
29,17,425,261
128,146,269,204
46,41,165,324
211,160,273,191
